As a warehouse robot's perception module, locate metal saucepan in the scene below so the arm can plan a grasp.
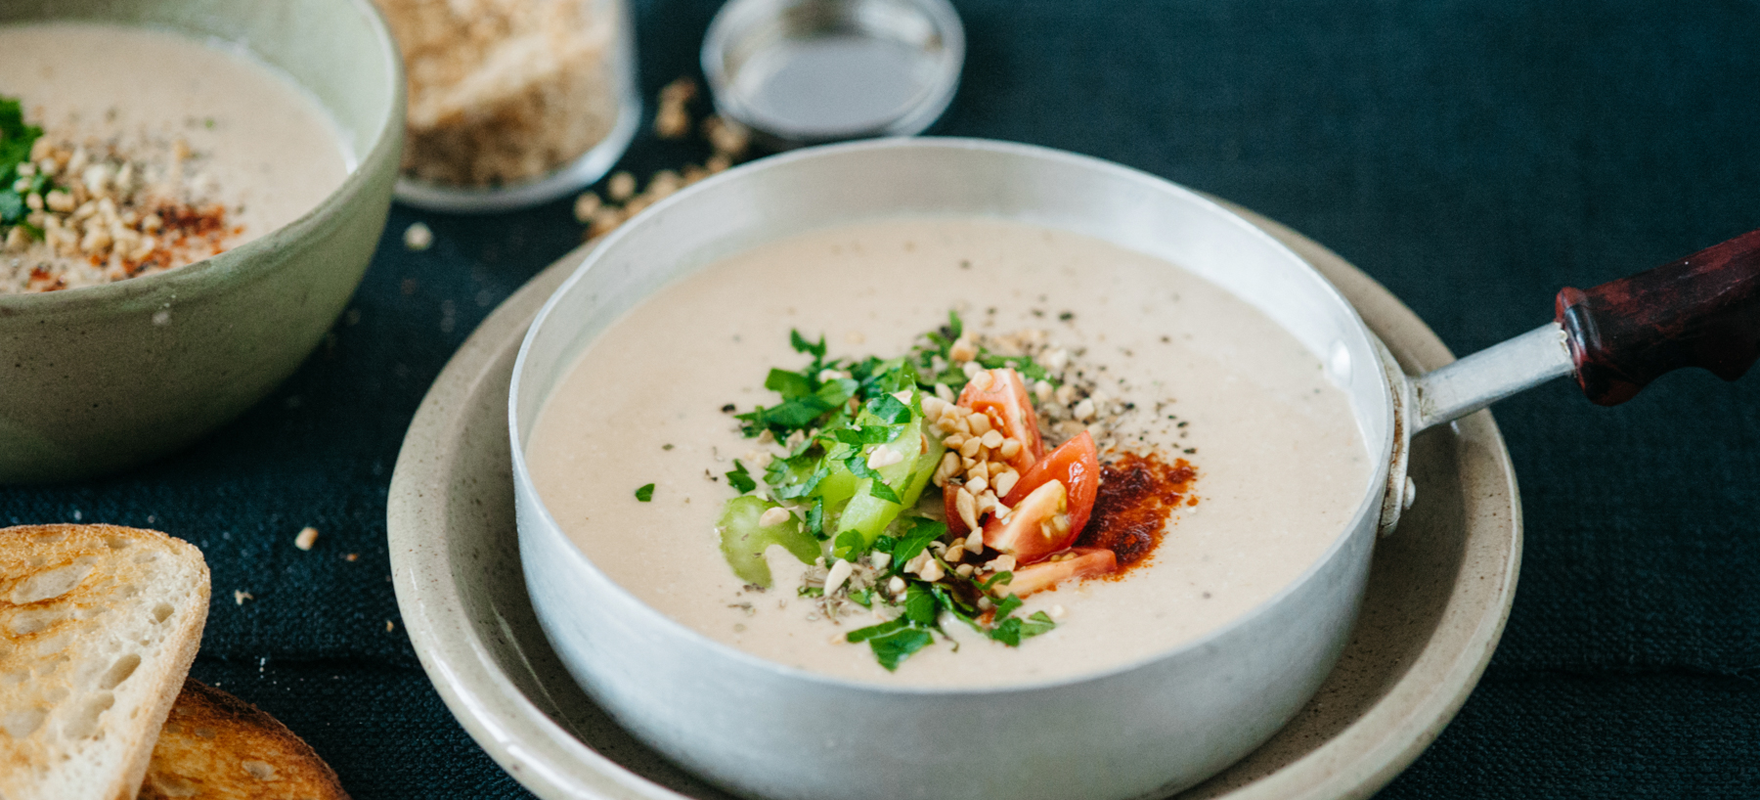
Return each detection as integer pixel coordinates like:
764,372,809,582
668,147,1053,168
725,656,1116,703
508,138,1757,800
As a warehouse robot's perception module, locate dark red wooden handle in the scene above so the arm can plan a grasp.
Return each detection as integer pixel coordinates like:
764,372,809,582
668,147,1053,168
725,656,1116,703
1556,228,1760,406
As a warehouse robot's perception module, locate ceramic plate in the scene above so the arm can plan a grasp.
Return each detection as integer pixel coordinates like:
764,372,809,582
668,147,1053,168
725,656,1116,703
387,205,1520,800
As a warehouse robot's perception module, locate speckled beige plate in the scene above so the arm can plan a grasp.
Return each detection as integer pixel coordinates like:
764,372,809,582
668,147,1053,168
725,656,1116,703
387,207,1520,800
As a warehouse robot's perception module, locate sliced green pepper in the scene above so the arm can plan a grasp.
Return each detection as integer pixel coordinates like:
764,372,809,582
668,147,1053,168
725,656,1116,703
716,496,820,587
831,391,947,557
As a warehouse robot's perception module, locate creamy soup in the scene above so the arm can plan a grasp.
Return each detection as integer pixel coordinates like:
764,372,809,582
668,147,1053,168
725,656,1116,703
0,22,351,291
527,217,1371,687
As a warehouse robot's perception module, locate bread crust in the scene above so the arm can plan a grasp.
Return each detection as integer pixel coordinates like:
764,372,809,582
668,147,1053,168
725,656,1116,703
0,524,209,800
139,679,350,800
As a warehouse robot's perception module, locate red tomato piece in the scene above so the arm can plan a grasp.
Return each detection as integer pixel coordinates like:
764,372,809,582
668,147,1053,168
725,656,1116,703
1002,431,1100,538
982,479,1071,563
944,368,1049,537
956,368,1046,471
997,548,1117,597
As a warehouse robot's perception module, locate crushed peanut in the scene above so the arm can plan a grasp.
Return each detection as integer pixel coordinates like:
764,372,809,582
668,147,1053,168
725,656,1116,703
403,221,433,251
758,506,791,527
606,171,636,202
375,0,624,187
865,444,904,469
3,127,242,293
823,558,853,594
573,77,755,245
654,77,697,139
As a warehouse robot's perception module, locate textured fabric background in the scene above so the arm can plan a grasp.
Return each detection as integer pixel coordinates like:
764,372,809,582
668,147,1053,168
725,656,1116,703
4,0,1758,796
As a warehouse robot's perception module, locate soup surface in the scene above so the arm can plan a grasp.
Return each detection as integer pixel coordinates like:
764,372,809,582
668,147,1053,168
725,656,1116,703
0,22,351,291
527,217,1371,686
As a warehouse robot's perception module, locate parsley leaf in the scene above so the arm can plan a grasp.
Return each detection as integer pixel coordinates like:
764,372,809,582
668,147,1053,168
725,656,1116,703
924,309,963,352
0,192,21,225
736,395,832,436
0,96,44,227
846,617,909,644
978,351,1055,385
890,518,946,567
861,359,921,397
863,392,912,424
989,616,1026,646
725,460,756,493
866,479,902,505
903,583,939,625
979,571,1014,592
634,483,655,502
929,583,979,618
816,377,860,408
843,454,901,504
1021,610,1058,637
0,97,40,176
763,368,814,399
832,425,897,446
766,452,828,499
847,355,885,382
848,579,950,670
993,593,1023,620
833,528,865,558
789,329,827,359
865,625,934,671
804,497,826,540
987,609,1058,647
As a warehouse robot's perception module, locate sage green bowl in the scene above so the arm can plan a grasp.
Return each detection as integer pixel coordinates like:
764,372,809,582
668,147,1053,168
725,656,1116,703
0,0,404,483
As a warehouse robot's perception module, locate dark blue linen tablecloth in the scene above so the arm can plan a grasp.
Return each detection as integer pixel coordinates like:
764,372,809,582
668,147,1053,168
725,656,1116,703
6,0,1759,796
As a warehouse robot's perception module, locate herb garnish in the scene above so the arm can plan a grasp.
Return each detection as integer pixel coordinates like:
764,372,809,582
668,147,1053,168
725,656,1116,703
635,483,656,502
840,557,1058,669
725,460,757,493
715,320,1069,671
905,309,1060,392
0,96,45,230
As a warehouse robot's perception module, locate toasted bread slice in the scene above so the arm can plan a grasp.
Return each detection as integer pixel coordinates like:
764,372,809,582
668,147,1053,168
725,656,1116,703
139,679,349,800
0,524,209,800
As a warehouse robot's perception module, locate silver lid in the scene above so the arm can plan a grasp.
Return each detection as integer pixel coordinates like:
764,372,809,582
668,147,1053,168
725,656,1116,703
701,0,964,148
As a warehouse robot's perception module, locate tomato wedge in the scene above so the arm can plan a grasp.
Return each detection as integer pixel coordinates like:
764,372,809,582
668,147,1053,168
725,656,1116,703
1002,431,1100,538
945,367,1049,537
996,548,1117,597
982,478,1070,562
955,368,1045,471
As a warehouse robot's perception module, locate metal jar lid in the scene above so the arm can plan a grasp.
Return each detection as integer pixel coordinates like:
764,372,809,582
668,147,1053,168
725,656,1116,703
701,0,964,148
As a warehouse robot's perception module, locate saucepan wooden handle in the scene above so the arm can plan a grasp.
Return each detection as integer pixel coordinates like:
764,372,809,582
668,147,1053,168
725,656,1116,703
1556,228,1760,406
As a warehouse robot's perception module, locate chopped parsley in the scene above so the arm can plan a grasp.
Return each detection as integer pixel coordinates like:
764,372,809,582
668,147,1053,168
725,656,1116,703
725,460,757,493
843,566,1058,670
904,309,1060,392
634,483,655,502
854,622,933,671
0,96,45,230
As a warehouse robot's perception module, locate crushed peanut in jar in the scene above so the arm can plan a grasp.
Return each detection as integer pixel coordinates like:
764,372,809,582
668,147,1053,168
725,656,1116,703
375,0,626,187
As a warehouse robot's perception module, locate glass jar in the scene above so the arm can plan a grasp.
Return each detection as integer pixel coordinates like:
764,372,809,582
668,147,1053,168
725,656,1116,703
374,0,640,212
